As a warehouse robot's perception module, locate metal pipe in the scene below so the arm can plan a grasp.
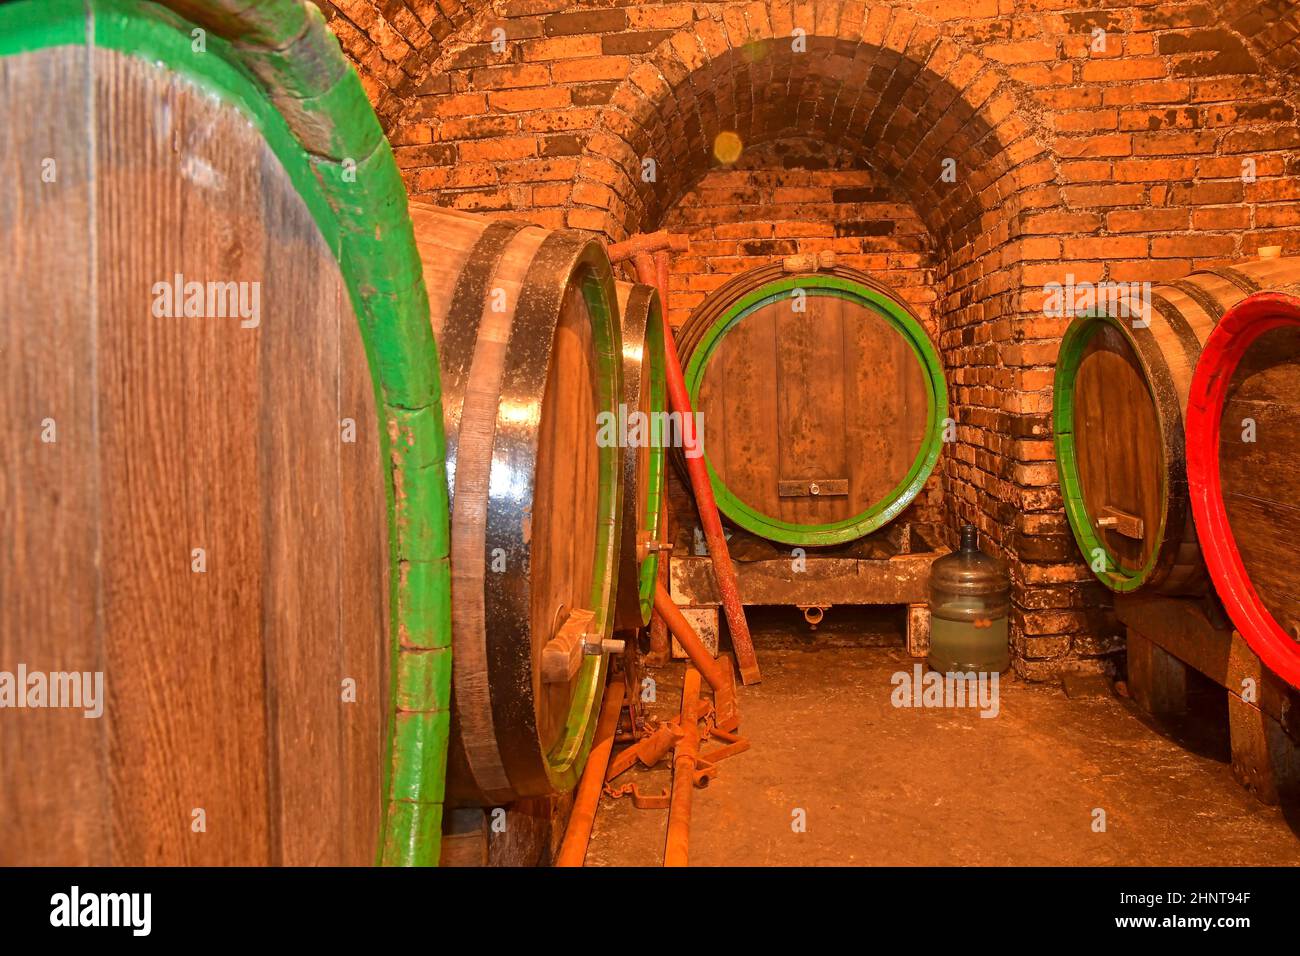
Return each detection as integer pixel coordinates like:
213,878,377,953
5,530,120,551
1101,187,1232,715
606,230,689,264
645,249,760,684
555,677,626,867
653,583,730,694
664,667,702,867
653,582,739,732
647,500,672,665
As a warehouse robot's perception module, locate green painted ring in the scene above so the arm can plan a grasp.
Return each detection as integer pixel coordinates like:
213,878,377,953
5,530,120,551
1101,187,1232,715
683,275,947,547
1,0,451,865
1052,312,1169,593
639,300,667,626
541,250,625,793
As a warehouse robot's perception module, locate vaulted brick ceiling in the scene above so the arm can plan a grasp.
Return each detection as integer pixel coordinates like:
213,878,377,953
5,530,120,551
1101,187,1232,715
1227,0,1300,73
581,32,1044,258
313,0,488,123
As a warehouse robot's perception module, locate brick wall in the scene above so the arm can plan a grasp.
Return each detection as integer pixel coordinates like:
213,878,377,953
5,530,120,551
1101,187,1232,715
319,0,1300,679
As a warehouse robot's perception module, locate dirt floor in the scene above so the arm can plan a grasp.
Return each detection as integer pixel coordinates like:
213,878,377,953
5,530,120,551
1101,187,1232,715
585,612,1300,867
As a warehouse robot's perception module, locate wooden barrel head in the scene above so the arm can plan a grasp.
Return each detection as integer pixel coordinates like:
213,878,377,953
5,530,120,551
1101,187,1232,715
1220,325,1300,635
532,280,602,752
681,270,945,546
0,40,390,864
413,201,623,803
1188,289,1300,688
1062,323,1166,577
613,281,666,631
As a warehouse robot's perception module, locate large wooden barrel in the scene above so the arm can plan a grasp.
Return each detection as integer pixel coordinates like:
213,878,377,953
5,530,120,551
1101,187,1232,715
1052,257,1300,594
676,264,947,546
410,202,624,806
614,281,667,632
1186,285,1300,689
0,0,451,866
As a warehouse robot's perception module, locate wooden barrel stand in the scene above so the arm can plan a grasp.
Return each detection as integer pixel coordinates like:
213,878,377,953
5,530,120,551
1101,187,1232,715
1117,596,1300,808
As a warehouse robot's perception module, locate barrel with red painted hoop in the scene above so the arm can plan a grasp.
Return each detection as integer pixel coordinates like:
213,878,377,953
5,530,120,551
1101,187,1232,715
1186,284,1300,689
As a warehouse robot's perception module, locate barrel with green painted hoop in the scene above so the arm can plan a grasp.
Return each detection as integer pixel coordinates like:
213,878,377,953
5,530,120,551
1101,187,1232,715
0,0,450,866
1052,256,1300,594
676,264,947,547
409,202,625,808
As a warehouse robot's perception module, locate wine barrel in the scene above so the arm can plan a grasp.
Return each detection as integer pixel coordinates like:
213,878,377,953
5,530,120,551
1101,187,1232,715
409,202,624,805
0,0,450,866
1187,285,1300,689
1053,257,1300,594
614,281,667,631
676,264,947,546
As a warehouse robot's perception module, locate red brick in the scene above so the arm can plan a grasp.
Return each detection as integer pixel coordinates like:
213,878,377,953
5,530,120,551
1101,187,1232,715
1061,183,1146,207
1080,58,1168,82
459,136,538,162
1061,236,1149,259
1193,206,1252,230
985,39,1058,64
1056,133,1132,158
521,35,603,60
469,63,552,90
1106,208,1189,232
1152,235,1238,257
488,87,572,112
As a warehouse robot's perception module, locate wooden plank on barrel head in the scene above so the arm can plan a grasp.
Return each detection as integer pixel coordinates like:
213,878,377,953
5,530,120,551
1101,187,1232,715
258,158,354,865
0,45,109,866
1072,325,1163,573
541,608,596,685
710,300,780,519
532,280,600,752
778,478,849,497
844,294,929,526
338,283,390,864
97,53,270,865
776,293,847,526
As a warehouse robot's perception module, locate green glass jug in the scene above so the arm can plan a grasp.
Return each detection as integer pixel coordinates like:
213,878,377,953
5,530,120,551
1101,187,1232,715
928,525,1011,674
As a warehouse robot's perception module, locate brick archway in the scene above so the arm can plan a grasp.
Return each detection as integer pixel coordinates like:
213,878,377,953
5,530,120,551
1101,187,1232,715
562,10,1079,670
565,10,1061,260
314,0,485,124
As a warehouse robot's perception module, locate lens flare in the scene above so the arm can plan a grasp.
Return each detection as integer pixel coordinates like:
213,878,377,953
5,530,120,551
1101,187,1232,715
713,131,743,165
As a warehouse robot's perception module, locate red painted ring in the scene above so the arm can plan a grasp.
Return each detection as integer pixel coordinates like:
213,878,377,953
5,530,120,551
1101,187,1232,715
1185,291,1300,689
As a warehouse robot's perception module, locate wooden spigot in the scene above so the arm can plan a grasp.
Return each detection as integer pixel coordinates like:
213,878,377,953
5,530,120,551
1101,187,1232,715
541,608,624,684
